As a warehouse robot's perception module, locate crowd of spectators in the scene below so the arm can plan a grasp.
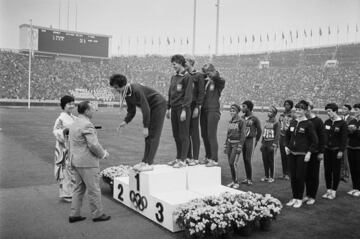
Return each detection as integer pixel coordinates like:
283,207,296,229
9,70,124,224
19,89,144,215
1,43,359,108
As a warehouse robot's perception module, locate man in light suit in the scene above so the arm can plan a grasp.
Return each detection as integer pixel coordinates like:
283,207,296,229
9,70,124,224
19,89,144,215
68,101,110,223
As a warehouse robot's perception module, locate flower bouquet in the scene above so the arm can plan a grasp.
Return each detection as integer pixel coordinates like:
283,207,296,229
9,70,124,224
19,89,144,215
100,165,131,191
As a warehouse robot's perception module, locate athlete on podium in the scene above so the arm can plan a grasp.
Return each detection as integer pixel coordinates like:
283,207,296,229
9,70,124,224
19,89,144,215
110,74,167,172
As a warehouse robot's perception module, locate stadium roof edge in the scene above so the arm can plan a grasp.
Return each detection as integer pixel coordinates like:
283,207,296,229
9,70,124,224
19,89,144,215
19,24,112,38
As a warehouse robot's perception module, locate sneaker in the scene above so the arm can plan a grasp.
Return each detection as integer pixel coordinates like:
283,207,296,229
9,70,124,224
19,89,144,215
194,159,199,164
353,190,360,197
205,159,219,167
133,162,145,171
241,179,249,184
328,190,336,200
186,158,197,166
246,180,253,186
260,177,269,182
233,183,240,189
293,199,303,208
173,160,187,168
302,196,310,203
322,190,331,199
168,159,179,166
63,197,72,203
268,178,275,183
306,198,316,205
137,163,154,172
347,189,356,195
227,182,235,187
198,158,209,165
286,199,296,207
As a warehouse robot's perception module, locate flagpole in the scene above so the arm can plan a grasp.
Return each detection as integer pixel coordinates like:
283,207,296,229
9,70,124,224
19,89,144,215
67,0,70,30
215,0,220,55
28,19,33,109
192,0,197,55
58,0,61,29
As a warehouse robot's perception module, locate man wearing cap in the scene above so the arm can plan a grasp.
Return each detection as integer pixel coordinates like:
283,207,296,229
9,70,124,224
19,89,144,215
199,63,225,167
241,100,262,185
110,74,167,172
260,106,280,183
185,57,205,166
224,104,246,189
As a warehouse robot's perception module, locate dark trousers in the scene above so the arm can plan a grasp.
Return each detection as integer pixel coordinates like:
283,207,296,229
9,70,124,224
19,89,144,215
200,110,220,161
260,142,275,178
187,104,201,160
288,154,307,200
171,107,191,160
324,149,341,190
242,137,254,180
226,142,241,182
279,135,289,176
142,100,166,165
348,149,360,190
305,153,320,198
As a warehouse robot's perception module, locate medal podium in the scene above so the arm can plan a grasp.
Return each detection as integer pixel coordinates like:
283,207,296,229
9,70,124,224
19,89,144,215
113,164,242,232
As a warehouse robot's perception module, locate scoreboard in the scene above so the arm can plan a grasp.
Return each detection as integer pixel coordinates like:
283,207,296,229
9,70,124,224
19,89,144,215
19,24,111,58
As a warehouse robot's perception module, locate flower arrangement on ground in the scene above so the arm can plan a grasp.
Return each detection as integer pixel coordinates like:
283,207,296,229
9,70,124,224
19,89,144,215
100,165,131,186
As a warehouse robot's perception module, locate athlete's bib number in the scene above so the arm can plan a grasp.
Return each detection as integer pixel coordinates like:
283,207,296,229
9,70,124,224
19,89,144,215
263,129,274,139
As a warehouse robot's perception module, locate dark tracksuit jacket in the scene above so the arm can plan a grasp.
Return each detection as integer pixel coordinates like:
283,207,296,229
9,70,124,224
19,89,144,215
306,116,325,198
225,114,246,182
167,72,193,160
279,111,294,176
187,70,205,160
347,117,360,190
323,118,348,190
200,71,225,162
261,118,280,178
241,113,262,180
285,118,318,199
124,83,167,164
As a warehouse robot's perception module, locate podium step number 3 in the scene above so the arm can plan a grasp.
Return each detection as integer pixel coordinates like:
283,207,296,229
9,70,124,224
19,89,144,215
113,164,242,232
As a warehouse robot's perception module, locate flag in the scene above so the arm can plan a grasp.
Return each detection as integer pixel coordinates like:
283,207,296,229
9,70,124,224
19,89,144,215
296,30,298,39
328,26,331,35
356,24,359,33
337,26,340,34
259,35,262,42
252,35,255,42
289,30,293,42
319,27,322,36
230,36,232,44
186,37,189,45
310,29,313,37
266,33,269,42
173,37,175,44
282,32,285,39
304,29,307,37
274,33,276,41
245,36,247,43
167,37,170,45
237,36,240,44
151,38,154,45
347,24,350,33
180,38,183,45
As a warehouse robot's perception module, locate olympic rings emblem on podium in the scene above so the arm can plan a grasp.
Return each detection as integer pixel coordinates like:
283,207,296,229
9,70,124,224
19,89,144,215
129,190,148,211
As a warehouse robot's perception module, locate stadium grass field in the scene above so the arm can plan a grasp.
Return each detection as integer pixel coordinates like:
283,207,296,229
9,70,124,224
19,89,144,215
1,106,360,239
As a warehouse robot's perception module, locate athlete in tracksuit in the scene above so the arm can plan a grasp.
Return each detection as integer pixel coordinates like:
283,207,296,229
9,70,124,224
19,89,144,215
110,74,167,172
185,58,205,165
224,104,246,189
241,100,262,185
303,101,325,205
347,103,360,197
322,103,348,200
166,55,193,168
199,64,225,167
260,106,280,183
278,100,294,180
285,101,318,208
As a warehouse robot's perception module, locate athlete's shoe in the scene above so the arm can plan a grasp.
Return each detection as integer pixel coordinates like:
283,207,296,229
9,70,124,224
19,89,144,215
286,199,296,207
198,158,209,165
327,190,336,200
173,160,187,168
302,196,310,203
306,198,316,205
168,159,179,166
232,183,240,189
133,162,145,171
347,189,356,195
205,160,218,167
186,158,197,166
322,189,331,199
268,178,275,183
137,163,154,172
353,190,360,197
260,177,269,182
293,199,303,208
227,182,236,188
